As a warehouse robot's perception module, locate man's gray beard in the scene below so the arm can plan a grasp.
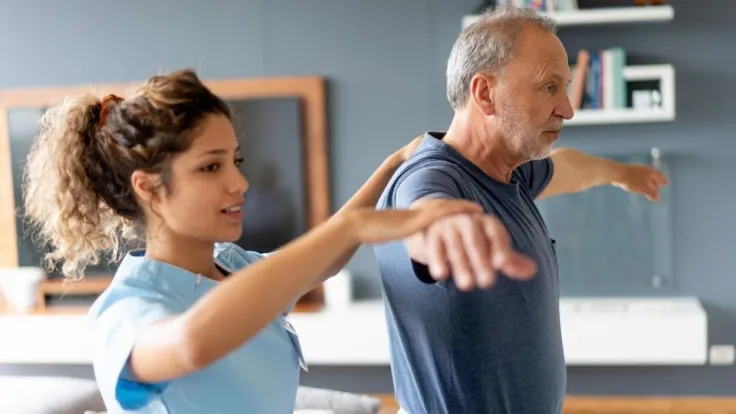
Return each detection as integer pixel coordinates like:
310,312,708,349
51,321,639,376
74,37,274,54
526,141,553,161
497,116,549,162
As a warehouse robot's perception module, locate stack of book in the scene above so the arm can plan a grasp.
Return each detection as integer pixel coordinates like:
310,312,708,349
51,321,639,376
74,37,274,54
494,0,579,11
567,48,627,111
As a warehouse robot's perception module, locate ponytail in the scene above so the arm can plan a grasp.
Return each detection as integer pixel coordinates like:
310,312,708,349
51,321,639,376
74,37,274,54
23,94,131,279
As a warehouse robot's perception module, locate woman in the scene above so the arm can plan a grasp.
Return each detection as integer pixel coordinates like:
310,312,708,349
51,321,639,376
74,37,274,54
22,69,481,413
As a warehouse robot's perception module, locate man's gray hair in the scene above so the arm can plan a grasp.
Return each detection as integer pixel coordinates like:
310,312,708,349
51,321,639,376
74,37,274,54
446,6,557,111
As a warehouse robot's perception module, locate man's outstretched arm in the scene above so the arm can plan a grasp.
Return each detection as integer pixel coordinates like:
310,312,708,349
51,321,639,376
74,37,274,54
536,148,670,201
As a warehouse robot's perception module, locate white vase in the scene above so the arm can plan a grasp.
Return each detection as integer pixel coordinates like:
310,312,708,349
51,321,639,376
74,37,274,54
323,269,353,309
0,267,45,313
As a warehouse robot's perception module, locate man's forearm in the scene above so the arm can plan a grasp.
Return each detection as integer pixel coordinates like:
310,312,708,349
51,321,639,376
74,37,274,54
556,148,622,189
538,148,624,199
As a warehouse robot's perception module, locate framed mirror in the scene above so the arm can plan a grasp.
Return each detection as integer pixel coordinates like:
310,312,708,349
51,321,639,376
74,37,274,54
0,76,329,313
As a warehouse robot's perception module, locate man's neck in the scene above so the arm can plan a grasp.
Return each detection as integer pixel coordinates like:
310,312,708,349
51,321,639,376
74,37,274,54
442,113,522,183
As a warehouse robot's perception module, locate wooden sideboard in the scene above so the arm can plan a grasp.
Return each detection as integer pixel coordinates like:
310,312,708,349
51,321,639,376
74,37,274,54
375,395,736,414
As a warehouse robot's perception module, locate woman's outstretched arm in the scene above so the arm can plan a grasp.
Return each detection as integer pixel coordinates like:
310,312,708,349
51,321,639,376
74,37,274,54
127,200,481,384
316,137,422,281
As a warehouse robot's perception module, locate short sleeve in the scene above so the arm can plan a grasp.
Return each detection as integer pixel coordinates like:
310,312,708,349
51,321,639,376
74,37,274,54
513,157,555,198
90,294,181,411
393,164,463,284
394,165,463,209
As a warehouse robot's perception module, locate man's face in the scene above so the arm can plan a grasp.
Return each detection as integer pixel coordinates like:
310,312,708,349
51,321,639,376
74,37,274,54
492,26,573,161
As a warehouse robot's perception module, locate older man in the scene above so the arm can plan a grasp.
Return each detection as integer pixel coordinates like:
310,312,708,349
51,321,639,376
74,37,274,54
374,6,669,414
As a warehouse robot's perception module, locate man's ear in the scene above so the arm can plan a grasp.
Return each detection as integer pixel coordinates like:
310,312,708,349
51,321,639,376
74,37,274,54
470,73,496,116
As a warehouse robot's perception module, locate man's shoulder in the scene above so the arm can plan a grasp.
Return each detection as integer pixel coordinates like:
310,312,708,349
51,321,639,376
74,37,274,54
382,151,470,200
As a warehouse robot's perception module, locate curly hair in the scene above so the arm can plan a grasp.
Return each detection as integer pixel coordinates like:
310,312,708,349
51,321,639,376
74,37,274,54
22,69,231,280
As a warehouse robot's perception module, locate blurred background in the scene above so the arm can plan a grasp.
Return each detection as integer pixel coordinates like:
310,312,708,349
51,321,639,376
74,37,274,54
0,0,734,412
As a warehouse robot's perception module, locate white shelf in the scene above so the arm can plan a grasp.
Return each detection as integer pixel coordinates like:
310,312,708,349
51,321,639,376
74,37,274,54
567,108,674,126
291,297,707,366
462,5,674,28
566,64,676,126
0,314,90,364
559,298,708,365
0,297,708,366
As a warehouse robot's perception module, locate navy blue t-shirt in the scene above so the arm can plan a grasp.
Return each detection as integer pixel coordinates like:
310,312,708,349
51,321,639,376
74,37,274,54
374,133,565,414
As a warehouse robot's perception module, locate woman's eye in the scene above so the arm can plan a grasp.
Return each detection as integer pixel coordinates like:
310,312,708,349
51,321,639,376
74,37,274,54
202,163,220,172
235,157,244,167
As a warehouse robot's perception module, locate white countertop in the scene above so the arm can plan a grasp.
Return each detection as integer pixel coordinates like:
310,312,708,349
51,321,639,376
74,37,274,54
0,297,708,366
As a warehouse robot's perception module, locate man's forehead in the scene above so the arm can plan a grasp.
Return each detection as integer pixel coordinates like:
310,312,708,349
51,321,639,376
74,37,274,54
504,58,570,82
525,50,572,80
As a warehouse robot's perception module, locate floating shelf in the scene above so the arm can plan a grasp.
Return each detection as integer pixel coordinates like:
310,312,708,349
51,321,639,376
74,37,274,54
2,274,322,315
0,297,708,365
566,64,675,126
567,108,673,126
462,5,674,28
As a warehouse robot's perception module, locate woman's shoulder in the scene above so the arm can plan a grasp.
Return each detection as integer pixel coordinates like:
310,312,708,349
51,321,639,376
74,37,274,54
86,253,189,322
213,242,268,272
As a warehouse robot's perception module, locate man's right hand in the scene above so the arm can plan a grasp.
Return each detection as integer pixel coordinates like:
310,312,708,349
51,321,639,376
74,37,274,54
406,203,537,291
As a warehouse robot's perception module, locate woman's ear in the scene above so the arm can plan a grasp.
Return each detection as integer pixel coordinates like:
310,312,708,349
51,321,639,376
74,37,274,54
470,73,497,116
130,170,158,204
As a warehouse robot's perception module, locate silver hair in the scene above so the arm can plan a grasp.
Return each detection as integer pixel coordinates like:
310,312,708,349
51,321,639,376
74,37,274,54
446,6,557,111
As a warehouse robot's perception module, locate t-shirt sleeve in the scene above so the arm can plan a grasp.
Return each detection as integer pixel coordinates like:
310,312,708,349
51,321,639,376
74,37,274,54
513,157,555,199
394,165,464,284
394,165,463,209
90,293,181,411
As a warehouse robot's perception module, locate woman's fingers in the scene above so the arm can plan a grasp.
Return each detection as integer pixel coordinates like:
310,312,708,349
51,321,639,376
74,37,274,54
353,200,480,244
483,217,536,280
443,226,475,291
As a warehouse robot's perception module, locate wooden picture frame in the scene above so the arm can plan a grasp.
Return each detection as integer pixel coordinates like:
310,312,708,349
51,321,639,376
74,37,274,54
0,76,329,313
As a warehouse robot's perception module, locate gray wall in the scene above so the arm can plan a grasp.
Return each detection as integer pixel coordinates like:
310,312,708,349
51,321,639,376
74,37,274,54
1,0,734,396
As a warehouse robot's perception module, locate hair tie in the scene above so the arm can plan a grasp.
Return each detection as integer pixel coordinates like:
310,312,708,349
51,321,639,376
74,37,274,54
99,94,124,127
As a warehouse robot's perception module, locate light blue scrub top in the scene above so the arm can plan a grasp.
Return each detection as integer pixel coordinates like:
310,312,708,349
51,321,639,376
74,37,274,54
87,242,306,413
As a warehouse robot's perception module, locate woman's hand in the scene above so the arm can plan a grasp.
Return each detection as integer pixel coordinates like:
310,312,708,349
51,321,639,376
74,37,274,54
406,203,537,290
349,199,483,244
391,135,424,164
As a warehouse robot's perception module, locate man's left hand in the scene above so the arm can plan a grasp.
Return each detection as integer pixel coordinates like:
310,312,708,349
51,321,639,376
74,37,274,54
612,164,670,202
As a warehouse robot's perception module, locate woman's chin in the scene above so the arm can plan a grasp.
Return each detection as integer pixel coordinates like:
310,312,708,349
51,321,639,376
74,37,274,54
214,229,243,244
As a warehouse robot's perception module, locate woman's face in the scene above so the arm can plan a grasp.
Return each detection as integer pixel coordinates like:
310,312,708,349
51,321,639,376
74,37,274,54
149,114,250,244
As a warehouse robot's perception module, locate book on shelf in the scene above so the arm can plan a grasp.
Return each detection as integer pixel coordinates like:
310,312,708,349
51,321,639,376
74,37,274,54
494,0,579,11
568,47,627,111
490,0,668,12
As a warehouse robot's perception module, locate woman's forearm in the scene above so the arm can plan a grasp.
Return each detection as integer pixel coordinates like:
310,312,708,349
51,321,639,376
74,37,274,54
336,152,404,215
183,213,358,367
319,153,405,280
129,213,359,382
